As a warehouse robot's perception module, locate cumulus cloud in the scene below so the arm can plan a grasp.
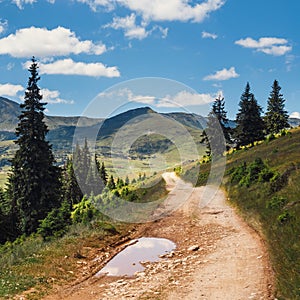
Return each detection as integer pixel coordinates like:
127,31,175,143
103,88,216,107
41,88,74,104
202,31,217,39
0,26,107,58
106,14,150,40
0,83,24,97
76,0,115,11
160,90,216,107
105,13,169,40
290,112,300,119
204,67,239,81
77,0,225,22
235,37,292,56
23,58,120,77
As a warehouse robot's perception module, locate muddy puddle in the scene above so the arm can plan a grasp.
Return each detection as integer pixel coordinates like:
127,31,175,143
96,237,176,277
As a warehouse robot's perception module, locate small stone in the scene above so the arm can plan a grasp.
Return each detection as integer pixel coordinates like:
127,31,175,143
188,245,200,251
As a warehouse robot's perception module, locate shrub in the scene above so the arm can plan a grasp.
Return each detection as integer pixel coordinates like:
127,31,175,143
230,158,276,187
230,162,247,184
38,200,71,240
71,196,98,224
277,211,295,225
266,196,288,209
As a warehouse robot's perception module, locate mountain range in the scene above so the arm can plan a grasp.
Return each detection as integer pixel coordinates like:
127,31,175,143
0,97,207,166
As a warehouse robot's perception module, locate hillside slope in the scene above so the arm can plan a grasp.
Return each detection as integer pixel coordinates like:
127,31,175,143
185,128,300,299
0,99,205,168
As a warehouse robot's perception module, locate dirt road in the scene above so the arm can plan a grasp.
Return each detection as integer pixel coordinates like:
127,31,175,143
43,172,274,300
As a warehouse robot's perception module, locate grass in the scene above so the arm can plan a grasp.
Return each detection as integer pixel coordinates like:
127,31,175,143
0,221,134,299
183,128,300,299
0,173,169,299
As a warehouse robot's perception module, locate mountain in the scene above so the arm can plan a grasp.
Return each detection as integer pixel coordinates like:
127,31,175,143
0,98,206,167
288,117,300,128
0,96,103,132
0,97,21,131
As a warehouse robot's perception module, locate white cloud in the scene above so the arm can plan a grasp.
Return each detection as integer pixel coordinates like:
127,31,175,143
77,0,225,22
204,67,239,81
235,37,292,56
104,88,216,107
0,83,24,97
0,20,8,34
160,90,216,107
40,88,74,104
24,58,120,77
12,0,36,9
260,45,292,56
105,13,169,40
76,0,115,12
290,112,300,119
202,31,217,39
157,26,168,39
285,54,295,72
106,14,150,40
0,26,107,58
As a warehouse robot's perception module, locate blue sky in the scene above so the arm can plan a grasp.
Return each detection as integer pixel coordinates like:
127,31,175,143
0,0,299,119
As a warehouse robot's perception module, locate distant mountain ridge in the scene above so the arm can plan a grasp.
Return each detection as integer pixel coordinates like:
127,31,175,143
0,97,207,166
0,96,103,132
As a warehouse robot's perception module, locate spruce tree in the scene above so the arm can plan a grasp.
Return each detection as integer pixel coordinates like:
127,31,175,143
265,80,289,134
62,158,83,207
201,95,230,157
85,156,103,196
107,175,116,190
100,162,108,186
7,57,61,235
234,83,265,148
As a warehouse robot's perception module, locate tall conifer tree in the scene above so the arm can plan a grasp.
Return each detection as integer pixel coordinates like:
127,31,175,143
234,83,265,148
201,95,230,157
7,57,61,234
265,80,289,134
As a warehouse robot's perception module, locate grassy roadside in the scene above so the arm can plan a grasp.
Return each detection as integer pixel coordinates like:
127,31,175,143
183,128,300,299
0,221,134,299
0,175,167,299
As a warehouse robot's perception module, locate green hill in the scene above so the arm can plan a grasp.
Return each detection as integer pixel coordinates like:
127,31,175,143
184,128,300,299
0,98,206,170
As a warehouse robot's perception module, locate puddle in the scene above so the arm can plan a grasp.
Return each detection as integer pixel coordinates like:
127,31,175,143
96,237,176,277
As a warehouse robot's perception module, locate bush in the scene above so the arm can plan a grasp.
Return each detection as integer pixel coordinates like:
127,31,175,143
71,196,98,224
38,200,71,240
230,162,247,184
266,196,288,209
230,158,276,187
277,211,295,225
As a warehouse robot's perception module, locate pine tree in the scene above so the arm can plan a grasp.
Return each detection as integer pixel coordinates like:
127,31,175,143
201,95,230,157
62,158,83,207
85,155,104,196
265,80,289,134
234,83,265,148
107,175,116,190
7,57,61,235
81,138,90,182
100,162,108,186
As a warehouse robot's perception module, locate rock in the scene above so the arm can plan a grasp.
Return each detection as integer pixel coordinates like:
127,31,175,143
188,245,200,251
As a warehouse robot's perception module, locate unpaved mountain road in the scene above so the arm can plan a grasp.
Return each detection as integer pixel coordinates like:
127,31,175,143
43,172,274,300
